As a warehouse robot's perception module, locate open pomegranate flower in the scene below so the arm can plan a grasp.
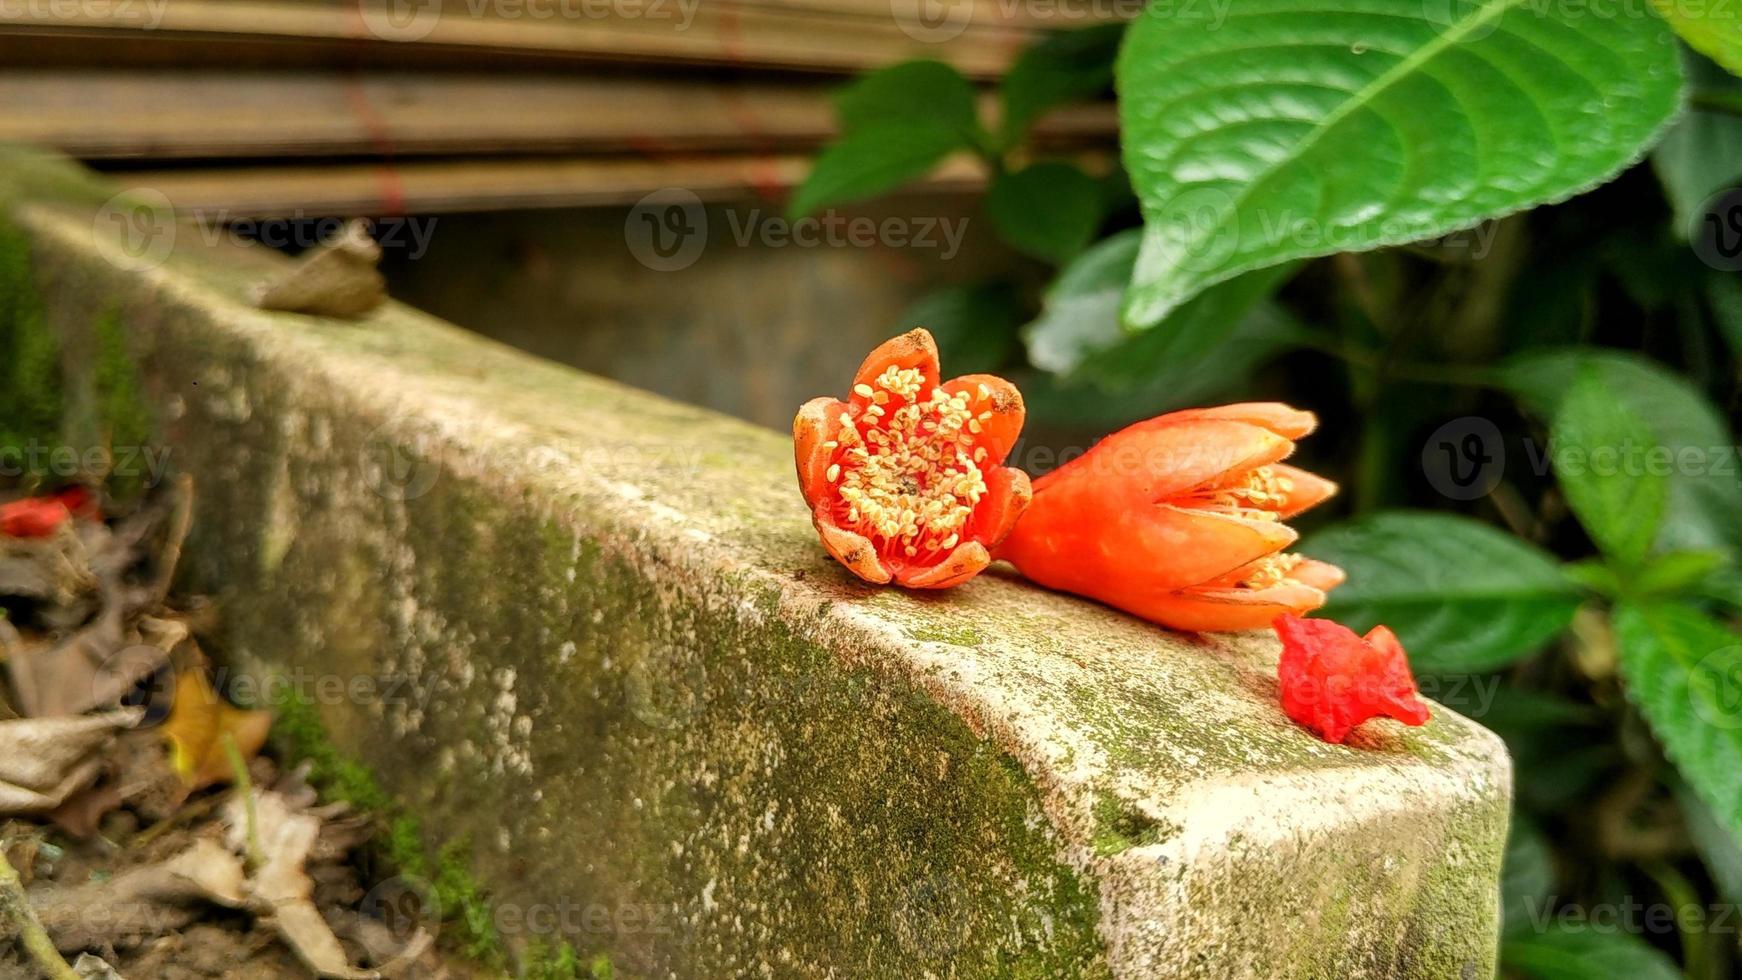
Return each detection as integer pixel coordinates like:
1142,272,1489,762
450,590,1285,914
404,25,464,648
793,328,1031,589
1274,615,1430,744
994,403,1342,631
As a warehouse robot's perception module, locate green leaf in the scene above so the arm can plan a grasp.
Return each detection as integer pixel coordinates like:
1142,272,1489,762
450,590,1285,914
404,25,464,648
1632,549,1730,596
1302,512,1580,674
1502,818,1555,937
1115,0,1685,327
787,123,967,219
1676,780,1742,903
1022,229,1142,373
1549,367,1668,568
1561,559,1623,597
1652,52,1742,238
836,60,979,139
1000,23,1124,145
986,163,1104,264
1023,229,1297,375
895,282,1022,376
1503,926,1681,980
1615,601,1742,841
1703,565,1742,610
1021,296,1306,430
1651,0,1742,76
1505,348,1742,556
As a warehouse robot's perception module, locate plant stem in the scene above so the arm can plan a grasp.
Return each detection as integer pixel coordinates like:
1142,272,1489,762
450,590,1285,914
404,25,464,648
222,733,265,871
1690,90,1742,117
0,844,78,980
1643,861,1714,980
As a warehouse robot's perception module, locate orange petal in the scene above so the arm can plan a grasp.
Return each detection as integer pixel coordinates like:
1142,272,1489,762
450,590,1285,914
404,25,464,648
794,397,845,506
813,508,892,585
851,328,940,403
999,501,1296,598
898,541,991,589
1133,505,1299,590
1167,402,1317,439
971,466,1031,550
1271,464,1338,518
1137,581,1328,632
1037,419,1293,501
1290,558,1346,593
942,374,1024,467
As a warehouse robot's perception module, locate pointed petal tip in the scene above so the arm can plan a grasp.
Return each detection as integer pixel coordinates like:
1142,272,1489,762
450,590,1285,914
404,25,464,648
813,511,892,585
853,328,941,394
899,541,992,589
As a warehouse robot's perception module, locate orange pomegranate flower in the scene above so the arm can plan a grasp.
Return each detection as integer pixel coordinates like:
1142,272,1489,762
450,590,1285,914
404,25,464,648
794,328,1031,588
1274,614,1430,744
995,403,1342,631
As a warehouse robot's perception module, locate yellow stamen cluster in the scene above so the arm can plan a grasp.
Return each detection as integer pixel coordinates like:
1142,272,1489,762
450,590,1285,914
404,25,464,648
1202,465,1295,521
1236,552,1302,591
828,365,991,558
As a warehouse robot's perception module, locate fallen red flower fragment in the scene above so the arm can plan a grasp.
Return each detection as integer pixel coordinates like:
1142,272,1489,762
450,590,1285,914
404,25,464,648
793,328,1031,588
1273,614,1430,744
0,486,98,539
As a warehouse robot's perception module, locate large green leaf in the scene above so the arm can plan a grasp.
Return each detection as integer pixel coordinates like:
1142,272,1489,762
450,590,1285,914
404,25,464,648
1549,367,1668,568
1302,512,1580,673
986,163,1104,264
1116,0,1685,327
1615,601,1742,841
1652,0,1742,76
788,123,967,219
1505,348,1742,556
1502,926,1681,980
1652,52,1742,237
1000,23,1124,145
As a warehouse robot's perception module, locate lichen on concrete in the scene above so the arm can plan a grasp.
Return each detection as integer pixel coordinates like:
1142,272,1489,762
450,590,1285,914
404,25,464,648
5,153,1512,979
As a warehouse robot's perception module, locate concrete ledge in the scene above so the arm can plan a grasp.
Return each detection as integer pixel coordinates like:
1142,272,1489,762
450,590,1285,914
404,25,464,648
2,155,1509,978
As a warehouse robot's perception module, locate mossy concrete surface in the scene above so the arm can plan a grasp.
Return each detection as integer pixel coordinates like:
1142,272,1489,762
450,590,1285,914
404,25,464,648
3,154,1510,978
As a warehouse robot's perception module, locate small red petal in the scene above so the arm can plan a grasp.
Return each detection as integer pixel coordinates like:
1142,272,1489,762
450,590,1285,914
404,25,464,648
1273,614,1430,744
0,494,77,539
